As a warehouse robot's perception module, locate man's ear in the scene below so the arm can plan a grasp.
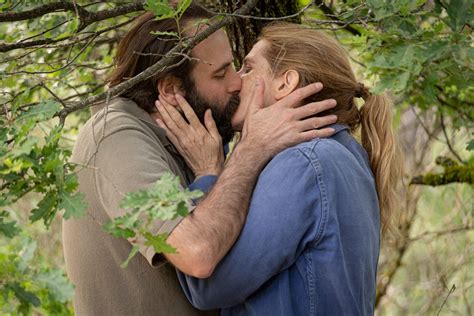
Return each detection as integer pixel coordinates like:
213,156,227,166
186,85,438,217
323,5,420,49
157,76,184,106
272,69,300,100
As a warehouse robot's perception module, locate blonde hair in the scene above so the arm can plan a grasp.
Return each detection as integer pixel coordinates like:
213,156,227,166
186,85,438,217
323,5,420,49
259,23,402,235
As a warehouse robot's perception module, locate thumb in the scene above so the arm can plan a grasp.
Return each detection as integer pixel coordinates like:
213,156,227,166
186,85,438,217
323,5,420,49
204,109,220,140
246,76,265,116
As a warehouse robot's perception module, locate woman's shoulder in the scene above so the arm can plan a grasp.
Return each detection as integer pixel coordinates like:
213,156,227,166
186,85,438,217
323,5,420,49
272,134,370,175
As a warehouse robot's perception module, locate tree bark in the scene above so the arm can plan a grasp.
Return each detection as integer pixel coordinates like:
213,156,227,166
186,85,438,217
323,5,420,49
219,0,301,66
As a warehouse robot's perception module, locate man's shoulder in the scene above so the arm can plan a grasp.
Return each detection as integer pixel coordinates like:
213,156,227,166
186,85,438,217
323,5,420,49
72,97,165,162
91,97,152,132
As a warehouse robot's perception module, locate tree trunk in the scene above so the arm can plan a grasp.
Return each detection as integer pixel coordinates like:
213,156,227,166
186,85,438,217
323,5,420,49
219,0,301,66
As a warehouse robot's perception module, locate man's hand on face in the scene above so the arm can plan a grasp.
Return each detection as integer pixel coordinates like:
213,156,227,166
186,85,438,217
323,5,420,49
239,77,338,160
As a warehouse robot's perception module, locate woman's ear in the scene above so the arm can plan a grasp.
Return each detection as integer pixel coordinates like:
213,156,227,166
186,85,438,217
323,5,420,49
272,69,300,100
157,76,184,106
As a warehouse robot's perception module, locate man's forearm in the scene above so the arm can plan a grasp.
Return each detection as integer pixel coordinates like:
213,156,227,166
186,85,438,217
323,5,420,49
165,141,267,277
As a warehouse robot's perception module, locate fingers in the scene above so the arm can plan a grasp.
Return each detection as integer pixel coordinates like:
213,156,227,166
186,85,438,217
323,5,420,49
294,99,337,120
297,115,338,132
298,127,336,142
204,109,221,141
175,94,201,127
155,117,184,152
156,100,188,132
277,82,323,109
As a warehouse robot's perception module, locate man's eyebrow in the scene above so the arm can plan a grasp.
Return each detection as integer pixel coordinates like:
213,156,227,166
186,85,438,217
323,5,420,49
212,62,232,74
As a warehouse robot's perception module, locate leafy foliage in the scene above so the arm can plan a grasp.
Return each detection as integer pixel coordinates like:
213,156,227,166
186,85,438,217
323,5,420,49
104,173,202,267
0,235,74,315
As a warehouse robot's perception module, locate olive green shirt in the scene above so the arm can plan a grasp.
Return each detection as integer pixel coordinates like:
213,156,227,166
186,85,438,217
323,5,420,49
63,97,217,315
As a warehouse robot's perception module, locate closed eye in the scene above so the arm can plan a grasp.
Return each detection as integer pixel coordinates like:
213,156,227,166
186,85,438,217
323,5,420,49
213,70,226,79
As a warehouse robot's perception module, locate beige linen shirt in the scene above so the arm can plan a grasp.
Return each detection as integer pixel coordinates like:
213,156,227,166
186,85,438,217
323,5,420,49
62,97,217,315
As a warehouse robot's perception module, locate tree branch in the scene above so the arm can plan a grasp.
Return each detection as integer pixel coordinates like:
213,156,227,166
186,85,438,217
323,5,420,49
409,225,474,242
439,113,465,164
411,157,474,186
202,1,313,21
57,0,260,121
0,2,143,23
0,16,134,53
0,3,143,52
0,2,79,22
313,0,362,36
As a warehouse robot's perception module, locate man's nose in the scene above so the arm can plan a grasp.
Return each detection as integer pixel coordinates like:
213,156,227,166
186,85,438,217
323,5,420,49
228,68,242,94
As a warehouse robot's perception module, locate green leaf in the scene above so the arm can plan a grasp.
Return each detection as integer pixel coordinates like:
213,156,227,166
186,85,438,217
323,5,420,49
145,0,176,20
16,101,61,123
103,220,136,239
150,30,179,38
445,0,473,31
0,212,20,238
7,282,41,307
176,0,192,17
8,137,38,158
144,232,176,254
466,139,474,151
59,191,87,220
176,201,189,217
120,245,140,268
36,269,75,303
29,193,58,223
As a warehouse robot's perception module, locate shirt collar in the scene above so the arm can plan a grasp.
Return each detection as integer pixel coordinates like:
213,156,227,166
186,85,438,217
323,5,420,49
329,123,350,135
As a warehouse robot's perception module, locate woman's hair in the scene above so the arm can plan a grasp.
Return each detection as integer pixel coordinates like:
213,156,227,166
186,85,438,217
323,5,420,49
259,23,403,235
107,4,213,113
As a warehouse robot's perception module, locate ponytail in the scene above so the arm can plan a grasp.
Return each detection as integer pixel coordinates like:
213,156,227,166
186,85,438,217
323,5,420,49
360,93,403,235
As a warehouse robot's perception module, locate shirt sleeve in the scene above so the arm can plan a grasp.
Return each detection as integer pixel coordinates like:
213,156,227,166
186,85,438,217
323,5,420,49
92,124,190,266
188,175,218,193
177,147,323,310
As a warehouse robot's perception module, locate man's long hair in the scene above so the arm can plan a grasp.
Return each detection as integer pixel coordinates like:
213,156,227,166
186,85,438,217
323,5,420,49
107,3,213,113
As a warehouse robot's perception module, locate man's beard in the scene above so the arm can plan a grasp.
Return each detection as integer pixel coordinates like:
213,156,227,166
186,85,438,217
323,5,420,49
182,77,240,144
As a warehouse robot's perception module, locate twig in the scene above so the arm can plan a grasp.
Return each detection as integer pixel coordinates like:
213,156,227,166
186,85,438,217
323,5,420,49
410,106,443,142
0,4,141,52
0,2,143,23
437,284,456,316
4,33,98,75
19,18,72,43
203,1,313,20
313,0,362,35
409,225,474,241
40,82,67,108
439,113,465,164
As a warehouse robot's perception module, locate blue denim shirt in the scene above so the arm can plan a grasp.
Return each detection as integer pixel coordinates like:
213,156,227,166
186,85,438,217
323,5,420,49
182,124,380,315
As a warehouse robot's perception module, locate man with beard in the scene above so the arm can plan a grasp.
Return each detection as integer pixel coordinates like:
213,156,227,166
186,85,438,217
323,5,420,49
62,4,337,315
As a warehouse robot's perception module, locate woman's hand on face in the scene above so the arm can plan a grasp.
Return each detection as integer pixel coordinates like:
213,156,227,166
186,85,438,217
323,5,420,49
153,94,225,178
240,77,338,160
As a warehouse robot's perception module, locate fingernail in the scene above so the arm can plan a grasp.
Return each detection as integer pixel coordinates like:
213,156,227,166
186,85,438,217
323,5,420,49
155,100,160,107
315,82,323,89
330,115,337,120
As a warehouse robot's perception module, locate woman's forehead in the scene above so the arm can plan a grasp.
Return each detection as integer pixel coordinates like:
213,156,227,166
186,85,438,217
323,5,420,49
245,40,269,64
